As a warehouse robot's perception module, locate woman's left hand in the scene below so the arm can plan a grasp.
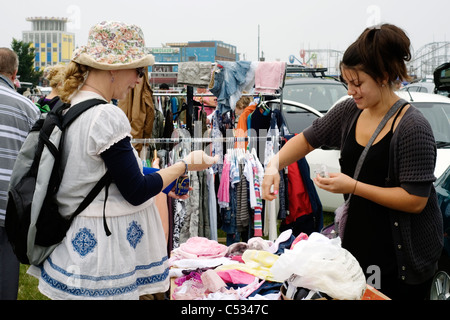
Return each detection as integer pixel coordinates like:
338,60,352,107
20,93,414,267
313,172,357,195
167,186,193,200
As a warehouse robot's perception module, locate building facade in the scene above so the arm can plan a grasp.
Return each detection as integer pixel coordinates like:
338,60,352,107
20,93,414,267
148,40,238,87
22,17,75,71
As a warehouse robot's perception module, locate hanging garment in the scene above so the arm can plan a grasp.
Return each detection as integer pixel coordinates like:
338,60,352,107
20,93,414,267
297,158,323,233
180,172,200,244
217,155,231,208
177,62,213,87
263,111,283,240
254,61,287,94
118,72,155,154
280,158,324,236
280,136,323,236
162,108,174,150
171,97,179,121
152,108,164,139
173,199,186,249
235,102,257,150
243,155,257,209
209,61,256,114
198,171,210,239
250,153,264,237
236,163,249,233
278,168,289,220
167,191,174,253
285,157,312,225
206,168,218,241
211,110,223,174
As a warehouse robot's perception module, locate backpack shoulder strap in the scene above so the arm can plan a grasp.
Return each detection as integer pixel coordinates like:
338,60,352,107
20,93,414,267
62,99,107,128
51,98,68,113
71,171,112,219
60,98,111,235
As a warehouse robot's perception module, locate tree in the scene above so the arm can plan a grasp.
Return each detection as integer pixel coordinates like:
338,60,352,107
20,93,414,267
11,38,43,85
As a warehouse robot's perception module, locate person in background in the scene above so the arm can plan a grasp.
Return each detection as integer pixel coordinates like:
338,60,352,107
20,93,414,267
0,47,40,300
159,83,169,91
35,64,66,112
235,93,253,119
262,24,443,300
27,21,217,300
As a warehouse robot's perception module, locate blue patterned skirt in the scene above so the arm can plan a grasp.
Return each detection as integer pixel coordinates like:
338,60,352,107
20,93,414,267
28,199,169,300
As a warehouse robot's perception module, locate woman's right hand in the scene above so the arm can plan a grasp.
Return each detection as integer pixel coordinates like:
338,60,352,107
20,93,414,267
262,166,280,201
183,150,219,172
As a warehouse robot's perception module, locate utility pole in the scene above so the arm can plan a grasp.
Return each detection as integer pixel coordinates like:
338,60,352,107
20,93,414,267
258,24,260,61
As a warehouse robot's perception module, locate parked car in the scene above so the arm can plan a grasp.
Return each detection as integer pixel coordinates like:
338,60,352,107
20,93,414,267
395,91,450,179
401,63,450,99
283,66,348,114
434,62,450,98
400,81,435,94
436,166,450,260
433,62,450,277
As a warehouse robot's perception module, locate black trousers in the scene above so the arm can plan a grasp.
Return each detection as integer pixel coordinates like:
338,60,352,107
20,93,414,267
0,226,19,300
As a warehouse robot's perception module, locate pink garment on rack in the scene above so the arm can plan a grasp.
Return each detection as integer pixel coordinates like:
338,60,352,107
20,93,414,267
254,61,287,94
217,155,230,208
251,159,263,237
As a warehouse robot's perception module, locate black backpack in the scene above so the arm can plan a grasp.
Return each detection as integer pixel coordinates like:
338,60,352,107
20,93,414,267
5,99,112,265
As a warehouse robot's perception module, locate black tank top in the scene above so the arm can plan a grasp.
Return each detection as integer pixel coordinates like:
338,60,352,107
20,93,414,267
340,107,405,278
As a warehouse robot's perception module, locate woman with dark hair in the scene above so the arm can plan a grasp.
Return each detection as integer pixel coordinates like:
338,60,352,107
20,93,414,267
262,24,443,300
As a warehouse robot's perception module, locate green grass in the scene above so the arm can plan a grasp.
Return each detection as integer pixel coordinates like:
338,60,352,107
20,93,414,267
323,211,334,227
18,264,48,300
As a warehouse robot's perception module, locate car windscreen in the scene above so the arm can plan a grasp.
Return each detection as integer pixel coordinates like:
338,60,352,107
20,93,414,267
415,102,450,146
279,103,321,134
283,83,348,112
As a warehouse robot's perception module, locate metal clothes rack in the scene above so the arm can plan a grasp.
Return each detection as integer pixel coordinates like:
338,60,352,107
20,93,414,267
131,136,282,145
149,61,289,135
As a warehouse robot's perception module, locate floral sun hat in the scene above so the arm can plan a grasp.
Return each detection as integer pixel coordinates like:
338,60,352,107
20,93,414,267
72,21,154,70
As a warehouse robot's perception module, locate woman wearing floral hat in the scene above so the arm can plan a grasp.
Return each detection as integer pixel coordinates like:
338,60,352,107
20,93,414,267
27,21,218,300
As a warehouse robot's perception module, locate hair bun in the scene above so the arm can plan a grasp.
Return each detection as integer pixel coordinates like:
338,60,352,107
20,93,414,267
342,23,412,84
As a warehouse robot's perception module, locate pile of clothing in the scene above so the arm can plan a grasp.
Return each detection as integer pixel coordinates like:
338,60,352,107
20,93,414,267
168,231,369,300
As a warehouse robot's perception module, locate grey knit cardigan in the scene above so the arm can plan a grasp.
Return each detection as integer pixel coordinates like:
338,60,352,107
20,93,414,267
303,97,444,284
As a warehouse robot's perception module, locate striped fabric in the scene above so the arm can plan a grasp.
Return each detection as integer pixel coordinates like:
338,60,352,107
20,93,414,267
252,161,263,237
0,76,39,225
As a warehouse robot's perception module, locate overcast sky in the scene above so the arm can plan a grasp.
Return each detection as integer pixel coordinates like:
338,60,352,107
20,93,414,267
1,0,448,62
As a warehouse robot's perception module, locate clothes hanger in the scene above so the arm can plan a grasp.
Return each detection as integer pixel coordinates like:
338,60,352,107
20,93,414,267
257,94,270,116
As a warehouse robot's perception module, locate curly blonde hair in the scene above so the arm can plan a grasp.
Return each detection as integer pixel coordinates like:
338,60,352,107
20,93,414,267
44,64,67,89
236,95,253,111
59,62,90,103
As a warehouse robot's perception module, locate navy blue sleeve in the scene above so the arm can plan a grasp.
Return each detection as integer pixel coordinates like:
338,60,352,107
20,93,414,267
100,137,163,206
